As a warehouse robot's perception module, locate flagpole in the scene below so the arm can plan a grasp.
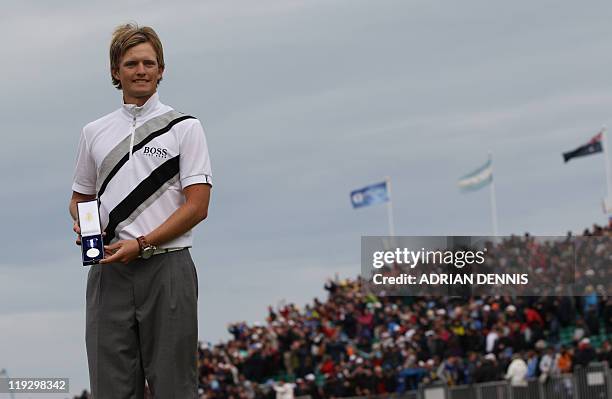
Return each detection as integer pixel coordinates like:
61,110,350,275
488,153,499,238
385,176,396,237
602,126,612,201
0,369,15,399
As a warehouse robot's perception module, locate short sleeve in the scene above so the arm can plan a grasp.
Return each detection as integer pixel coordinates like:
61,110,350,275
71,129,97,195
179,119,213,188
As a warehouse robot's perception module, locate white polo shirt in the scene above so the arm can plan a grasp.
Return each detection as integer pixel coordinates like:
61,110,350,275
72,93,212,248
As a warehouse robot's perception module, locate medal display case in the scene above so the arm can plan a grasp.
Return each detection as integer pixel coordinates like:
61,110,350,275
77,199,104,266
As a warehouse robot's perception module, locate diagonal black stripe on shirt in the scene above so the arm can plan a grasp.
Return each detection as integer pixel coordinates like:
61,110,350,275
104,155,180,244
97,115,194,198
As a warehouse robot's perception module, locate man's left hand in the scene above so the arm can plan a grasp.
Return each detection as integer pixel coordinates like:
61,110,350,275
101,239,140,264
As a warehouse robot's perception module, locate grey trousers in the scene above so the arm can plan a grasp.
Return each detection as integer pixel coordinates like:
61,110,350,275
86,249,198,399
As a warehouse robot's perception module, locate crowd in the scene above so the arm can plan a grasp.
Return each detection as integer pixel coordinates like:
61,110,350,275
75,223,611,398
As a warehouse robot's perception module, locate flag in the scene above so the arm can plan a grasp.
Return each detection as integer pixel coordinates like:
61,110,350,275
563,131,603,163
350,181,389,208
457,158,493,192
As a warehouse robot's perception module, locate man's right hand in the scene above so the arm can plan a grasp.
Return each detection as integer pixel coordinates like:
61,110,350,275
73,221,81,246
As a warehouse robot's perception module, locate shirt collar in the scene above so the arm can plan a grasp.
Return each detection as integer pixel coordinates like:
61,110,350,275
120,92,161,120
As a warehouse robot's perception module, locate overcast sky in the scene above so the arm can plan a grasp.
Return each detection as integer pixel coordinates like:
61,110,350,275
2,0,612,396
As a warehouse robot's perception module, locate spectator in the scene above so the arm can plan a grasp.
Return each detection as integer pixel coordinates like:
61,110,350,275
556,347,572,374
526,351,539,379
573,318,589,343
539,347,554,382
273,378,296,399
486,327,499,354
604,298,612,335
598,340,612,367
436,356,462,386
574,338,597,368
474,354,500,383
505,353,528,387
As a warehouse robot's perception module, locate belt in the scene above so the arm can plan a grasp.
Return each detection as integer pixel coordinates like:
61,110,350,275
153,247,188,256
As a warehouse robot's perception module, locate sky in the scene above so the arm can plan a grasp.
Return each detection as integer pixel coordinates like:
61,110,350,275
2,0,612,396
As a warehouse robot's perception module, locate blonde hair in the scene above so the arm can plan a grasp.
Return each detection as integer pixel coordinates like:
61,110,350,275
109,23,165,89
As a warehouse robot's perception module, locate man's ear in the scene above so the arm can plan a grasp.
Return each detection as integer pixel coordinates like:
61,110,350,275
156,66,164,84
111,68,120,81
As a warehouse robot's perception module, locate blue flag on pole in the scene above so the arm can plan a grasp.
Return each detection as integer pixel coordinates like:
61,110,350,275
351,181,389,208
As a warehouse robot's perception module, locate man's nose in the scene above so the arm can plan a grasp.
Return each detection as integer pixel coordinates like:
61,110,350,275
135,62,146,74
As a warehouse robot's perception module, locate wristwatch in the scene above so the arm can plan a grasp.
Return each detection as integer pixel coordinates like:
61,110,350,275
137,236,156,259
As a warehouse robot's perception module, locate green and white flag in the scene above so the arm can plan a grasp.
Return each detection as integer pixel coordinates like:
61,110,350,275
457,158,493,192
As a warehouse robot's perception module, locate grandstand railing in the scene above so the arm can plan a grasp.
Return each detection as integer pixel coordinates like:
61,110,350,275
337,362,612,399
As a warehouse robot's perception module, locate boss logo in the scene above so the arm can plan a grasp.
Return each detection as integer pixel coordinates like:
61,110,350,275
143,146,169,158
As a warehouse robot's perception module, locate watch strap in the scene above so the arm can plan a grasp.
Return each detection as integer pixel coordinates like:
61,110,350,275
137,236,148,253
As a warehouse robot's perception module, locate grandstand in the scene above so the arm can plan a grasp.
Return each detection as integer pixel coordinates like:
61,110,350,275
75,223,612,399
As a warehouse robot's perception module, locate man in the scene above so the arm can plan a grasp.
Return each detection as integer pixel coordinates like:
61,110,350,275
505,353,528,387
473,353,500,383
69,23,212,398
273,378,296,399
